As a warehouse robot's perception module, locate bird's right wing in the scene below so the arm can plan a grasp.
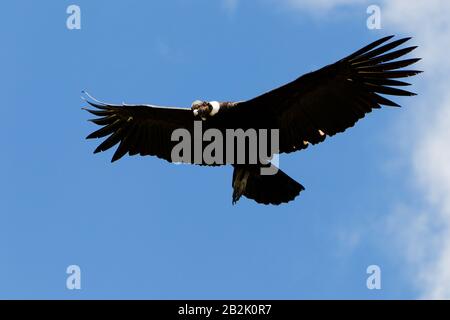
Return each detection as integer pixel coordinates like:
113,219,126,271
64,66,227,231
83,95,196,163
229,35,422,154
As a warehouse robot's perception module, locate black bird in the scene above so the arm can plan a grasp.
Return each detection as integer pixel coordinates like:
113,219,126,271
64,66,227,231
84,35,421,205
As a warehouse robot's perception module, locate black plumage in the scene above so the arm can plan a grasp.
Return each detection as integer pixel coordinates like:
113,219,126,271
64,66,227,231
84,36,421,205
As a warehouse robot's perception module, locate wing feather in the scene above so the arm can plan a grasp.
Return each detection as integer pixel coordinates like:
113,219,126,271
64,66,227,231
232,36,421,153
84,96,196,163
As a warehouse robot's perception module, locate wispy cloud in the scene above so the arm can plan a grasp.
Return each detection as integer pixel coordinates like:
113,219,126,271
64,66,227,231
381,0,450,299
279,0,450,299
155,38,184,63
281,0,368,13
222,0,239,14
225,0,368,16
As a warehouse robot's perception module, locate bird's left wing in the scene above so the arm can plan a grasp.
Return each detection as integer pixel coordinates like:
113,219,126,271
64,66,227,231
231,35,422,153
83,95,196,163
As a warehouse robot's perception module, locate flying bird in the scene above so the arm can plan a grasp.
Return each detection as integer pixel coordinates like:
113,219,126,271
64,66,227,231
84,35,421,205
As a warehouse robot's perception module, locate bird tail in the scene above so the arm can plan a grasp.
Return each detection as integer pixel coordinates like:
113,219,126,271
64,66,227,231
232,165,305,205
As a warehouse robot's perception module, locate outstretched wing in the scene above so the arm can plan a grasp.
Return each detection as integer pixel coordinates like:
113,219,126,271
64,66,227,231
232,35,422,153
83,94,195,163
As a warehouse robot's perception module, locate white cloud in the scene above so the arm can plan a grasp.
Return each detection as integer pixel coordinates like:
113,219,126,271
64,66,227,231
225,0,368,15
278,0,450,299
222,0,239,14
282,0,367,12
381,0,450,299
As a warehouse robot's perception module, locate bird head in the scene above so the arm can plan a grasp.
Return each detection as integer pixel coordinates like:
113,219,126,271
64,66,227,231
191,100,213,118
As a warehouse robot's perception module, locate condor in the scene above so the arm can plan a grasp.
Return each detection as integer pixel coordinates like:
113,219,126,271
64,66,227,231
84,35,421,205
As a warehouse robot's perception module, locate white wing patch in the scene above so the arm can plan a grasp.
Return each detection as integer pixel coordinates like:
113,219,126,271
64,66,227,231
209,101,220,116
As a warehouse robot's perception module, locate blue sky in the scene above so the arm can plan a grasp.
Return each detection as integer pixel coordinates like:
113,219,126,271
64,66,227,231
0,0,440,299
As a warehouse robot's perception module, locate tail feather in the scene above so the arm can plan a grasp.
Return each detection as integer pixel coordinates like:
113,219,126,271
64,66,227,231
232,165,304,205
